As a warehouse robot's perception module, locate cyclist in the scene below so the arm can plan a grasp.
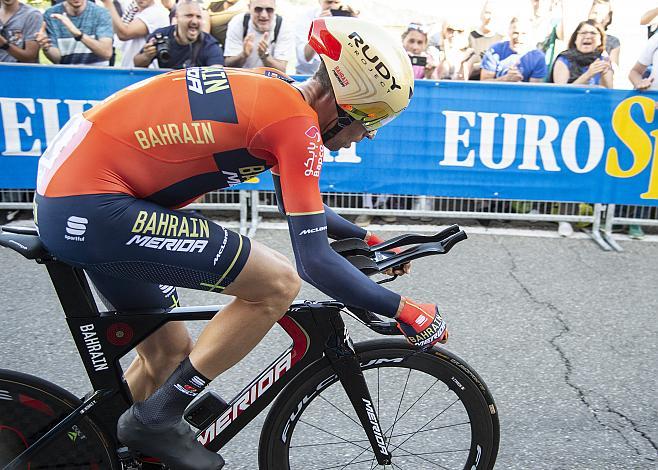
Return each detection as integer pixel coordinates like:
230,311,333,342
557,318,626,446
35,17,448,469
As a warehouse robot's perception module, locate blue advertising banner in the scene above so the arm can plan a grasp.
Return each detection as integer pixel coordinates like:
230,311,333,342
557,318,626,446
1,63,657,205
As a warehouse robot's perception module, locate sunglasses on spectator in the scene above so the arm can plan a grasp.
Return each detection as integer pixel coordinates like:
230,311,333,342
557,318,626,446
446,27,464,33
253,6,274,14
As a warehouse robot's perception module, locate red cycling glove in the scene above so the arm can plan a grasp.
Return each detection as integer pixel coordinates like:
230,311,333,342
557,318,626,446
396,297,448,347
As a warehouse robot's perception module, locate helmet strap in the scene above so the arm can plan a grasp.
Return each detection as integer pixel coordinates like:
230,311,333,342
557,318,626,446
321,122,343,142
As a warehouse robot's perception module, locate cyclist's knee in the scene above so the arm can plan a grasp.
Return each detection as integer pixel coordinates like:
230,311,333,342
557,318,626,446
259,263,300,319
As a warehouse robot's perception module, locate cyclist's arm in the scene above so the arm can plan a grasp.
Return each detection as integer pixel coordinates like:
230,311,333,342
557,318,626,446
259,119,401,317
272,173,368,241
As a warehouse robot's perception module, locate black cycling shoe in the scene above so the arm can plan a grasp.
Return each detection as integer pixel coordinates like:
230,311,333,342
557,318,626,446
117,405,225,470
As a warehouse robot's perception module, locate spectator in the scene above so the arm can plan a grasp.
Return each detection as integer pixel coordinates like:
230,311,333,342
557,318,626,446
629,27,658,91
134,0,223,68
435,18,473,80
206,0,247,50
0,0,42,63
625,26,658,239
102,0,169,68
403,22,436,221
355,22,438,227
550,19,611,236
640,5,658,38
164,0,211,34
550,19,612,87
402,22,437,79
480,16,547,82
466,0,504,80
36,0,113,65
587,0,619,67
294,0,357,75
223,0,293,72
530,0,564,67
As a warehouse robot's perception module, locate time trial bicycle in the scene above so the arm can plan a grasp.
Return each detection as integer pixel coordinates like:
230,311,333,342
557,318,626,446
0,223,499,469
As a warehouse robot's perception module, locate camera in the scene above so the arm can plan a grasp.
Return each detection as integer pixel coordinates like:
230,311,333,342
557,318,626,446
410,55,427,67
153,32,170,66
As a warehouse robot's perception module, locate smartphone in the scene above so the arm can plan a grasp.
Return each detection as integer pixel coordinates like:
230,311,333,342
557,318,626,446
330,8,352,16
410,55,427,67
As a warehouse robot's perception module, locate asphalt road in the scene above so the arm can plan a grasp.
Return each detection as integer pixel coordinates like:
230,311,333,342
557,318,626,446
0,225,656,469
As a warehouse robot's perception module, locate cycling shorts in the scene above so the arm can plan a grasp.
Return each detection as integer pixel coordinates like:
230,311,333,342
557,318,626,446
34,193,251,311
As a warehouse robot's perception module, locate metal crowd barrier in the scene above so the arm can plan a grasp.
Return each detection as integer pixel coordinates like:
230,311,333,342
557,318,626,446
247,190,658,252
2,189,655,251
602,204,658,252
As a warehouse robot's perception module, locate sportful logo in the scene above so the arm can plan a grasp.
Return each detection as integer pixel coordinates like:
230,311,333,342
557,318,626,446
65,216,87,242
0,389,11,401
414,314,428,327
299,226,327,236
190,376,207,388
159,285,176,297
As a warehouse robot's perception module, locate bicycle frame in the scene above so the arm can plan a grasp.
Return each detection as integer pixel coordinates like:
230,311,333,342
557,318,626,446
6,256,394,468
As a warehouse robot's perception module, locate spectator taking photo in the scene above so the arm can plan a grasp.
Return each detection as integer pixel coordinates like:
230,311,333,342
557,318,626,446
0,0,42,63
134,0,224,68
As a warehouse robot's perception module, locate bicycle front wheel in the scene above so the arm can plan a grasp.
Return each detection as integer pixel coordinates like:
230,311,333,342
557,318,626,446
259,339,499,470
0,369,119,469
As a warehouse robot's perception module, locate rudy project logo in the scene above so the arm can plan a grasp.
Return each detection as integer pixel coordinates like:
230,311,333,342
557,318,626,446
347,32,402,93
65,216,88,242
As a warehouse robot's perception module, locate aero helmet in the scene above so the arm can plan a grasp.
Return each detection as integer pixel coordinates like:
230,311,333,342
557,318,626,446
308,17,414,132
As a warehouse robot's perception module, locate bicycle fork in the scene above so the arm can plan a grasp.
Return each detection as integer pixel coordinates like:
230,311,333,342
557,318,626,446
324,314,392,466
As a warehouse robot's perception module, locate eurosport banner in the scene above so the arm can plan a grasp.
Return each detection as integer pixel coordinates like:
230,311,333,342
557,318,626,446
1,63,657,206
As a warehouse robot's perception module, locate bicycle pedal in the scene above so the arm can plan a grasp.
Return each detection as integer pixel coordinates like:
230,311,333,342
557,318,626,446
184,391,229,429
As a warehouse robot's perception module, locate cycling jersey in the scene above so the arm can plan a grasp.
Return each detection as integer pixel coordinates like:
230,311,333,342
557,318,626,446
36,65,401,317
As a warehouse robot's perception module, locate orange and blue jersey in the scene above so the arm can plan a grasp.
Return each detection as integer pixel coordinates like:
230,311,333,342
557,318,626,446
35,66,401,318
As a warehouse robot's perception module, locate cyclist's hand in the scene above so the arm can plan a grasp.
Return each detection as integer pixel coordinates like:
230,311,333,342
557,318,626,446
384,246,411,276
396,298,448,348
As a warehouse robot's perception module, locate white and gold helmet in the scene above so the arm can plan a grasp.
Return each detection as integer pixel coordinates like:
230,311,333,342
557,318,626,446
308,17,414,132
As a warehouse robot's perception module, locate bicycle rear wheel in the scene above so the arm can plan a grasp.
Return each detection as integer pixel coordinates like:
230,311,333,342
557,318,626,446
259,339,499,470
0,369,119,469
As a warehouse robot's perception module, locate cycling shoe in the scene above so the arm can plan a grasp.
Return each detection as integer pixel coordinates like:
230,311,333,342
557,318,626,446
117,405,224,470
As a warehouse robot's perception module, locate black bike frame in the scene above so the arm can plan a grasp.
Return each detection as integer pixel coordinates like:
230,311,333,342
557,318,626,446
6,257,393,468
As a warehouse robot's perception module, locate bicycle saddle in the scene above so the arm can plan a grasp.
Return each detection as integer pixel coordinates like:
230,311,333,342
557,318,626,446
0,225,52,261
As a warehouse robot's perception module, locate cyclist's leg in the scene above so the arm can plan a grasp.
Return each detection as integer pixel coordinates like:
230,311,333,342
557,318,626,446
86,272,194,402
35,193,300,468
188,240,300,379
